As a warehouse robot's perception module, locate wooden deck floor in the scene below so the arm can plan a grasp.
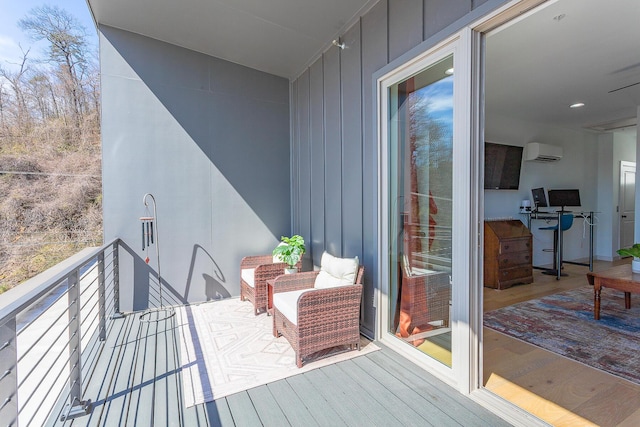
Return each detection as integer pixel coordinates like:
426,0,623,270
49,306,512,427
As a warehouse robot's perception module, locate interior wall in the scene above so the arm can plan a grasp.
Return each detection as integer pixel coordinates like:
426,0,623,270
596,133,615,261
636,106,640,244
484,113,600,266
594,130,637,261
100,26,291,312
613,130,638,255
290,0,507,336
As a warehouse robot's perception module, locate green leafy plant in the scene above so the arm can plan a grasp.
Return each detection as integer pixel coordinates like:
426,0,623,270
617,243,640,259
272,235,306,269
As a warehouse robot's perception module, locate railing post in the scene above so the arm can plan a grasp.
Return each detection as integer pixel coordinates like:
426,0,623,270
68,271,82,404
61,271,92,421
0,317,18,426
111,241,124,319
98,252,106,341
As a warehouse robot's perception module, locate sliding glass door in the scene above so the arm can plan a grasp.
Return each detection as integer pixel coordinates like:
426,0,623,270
378,31,473,385
388,55,454,366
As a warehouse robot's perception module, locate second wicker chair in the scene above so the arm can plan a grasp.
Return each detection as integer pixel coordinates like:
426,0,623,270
240,255,301,315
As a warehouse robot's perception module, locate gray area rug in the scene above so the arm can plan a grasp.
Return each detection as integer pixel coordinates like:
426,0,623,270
176,297,379,406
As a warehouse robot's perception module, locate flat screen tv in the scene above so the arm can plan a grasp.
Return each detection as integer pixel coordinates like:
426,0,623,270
484,142,524,190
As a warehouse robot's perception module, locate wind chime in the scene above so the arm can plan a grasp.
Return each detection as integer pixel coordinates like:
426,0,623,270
139,193,174,321
140,215,154,264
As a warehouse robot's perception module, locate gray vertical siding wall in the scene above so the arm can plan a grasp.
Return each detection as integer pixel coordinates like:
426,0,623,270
100,26,291,312
290,0,503,335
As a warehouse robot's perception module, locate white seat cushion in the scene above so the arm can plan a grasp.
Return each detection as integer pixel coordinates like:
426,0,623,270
240,268,255,288
273,289,313,325
314,252,359,289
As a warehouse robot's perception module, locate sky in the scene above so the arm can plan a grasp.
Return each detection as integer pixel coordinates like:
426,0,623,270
0,0,97,68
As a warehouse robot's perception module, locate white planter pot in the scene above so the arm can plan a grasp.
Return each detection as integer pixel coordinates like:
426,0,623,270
285,267,298,274
632,258,640,273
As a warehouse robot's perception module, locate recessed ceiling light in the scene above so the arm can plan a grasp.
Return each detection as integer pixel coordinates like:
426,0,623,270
445,68,454,75
570,102,585,108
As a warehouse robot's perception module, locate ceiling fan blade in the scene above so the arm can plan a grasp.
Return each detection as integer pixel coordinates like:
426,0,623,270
608,81,640,94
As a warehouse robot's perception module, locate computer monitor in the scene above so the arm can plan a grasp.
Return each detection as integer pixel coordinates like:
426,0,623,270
531,187,548,208
548,189,581,209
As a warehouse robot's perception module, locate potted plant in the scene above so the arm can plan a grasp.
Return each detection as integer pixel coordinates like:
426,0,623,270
272,235,306,273
617,243,640,273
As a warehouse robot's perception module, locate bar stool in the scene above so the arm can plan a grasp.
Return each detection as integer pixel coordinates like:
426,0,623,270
540,213,573,276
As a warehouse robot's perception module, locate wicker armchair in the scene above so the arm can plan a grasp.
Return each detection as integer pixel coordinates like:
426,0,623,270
240,255,301,315
272,265,364,368
396,261,450,346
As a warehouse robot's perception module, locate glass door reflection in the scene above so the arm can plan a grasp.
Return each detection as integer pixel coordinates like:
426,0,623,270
388,55,454,366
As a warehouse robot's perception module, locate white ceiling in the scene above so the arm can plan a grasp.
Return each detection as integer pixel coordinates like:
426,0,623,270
486,0,640,132
86,0,640,132
86,0,375,80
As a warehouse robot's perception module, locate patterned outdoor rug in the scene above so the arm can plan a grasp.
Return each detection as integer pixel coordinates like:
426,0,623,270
484,286,640,385
176,297,379,407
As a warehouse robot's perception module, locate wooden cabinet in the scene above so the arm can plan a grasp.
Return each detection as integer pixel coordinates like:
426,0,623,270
484,220,533,289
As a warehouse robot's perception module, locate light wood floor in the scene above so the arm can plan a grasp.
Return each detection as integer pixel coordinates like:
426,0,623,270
483,259,640,427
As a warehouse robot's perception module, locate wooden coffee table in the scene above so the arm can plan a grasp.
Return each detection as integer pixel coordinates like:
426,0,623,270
586,264,640,320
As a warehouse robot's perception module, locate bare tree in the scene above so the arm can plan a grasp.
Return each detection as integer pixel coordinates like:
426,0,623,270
0,5,102,293
85,61,100,127
0,48,33,135
19,5,89,130
0,81,7,133
27,72,55,121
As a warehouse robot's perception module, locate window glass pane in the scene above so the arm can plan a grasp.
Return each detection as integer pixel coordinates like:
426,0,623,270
388,55,453,367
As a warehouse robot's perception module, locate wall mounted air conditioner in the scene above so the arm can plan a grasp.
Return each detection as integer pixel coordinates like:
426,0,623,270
524,142,563,162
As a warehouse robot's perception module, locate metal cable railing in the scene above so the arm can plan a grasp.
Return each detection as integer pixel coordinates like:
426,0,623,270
0,240,122,426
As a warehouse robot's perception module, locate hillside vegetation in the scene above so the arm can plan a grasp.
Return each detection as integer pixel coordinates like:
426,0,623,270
0,5,101,293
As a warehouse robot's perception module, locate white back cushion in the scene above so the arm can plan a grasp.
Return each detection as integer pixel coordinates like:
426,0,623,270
314,252,359,289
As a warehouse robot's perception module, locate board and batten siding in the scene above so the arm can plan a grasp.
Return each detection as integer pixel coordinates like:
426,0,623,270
290,0,498,335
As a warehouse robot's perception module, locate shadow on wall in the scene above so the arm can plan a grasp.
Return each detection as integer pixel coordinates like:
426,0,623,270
101,25,291,238
119,241,231,311
186,244,231,301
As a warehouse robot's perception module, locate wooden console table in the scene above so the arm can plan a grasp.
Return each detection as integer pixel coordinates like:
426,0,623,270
586,264,640,320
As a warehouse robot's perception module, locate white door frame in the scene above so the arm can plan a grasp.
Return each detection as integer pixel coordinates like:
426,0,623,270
377,28,473,390
376,1,554,425
619,161,636,252
469,1,559,426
